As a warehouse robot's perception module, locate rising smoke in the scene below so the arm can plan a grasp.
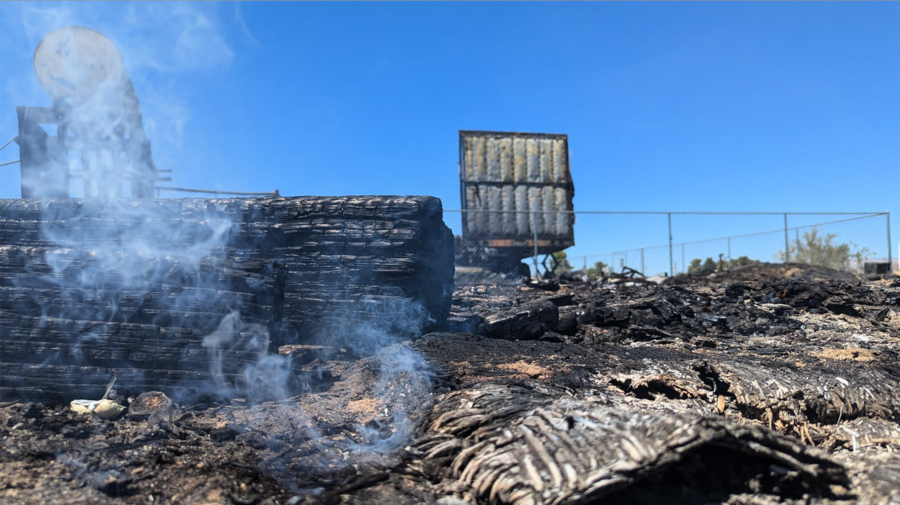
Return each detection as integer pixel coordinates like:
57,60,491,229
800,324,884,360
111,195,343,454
2,2,238,158
5,4,440,469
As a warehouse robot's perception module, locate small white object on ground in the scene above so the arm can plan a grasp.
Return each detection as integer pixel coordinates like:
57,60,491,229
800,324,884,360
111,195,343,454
69,399,126,419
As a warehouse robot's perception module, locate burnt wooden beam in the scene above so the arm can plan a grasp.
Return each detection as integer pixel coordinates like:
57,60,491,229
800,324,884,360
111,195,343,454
0,196,454,400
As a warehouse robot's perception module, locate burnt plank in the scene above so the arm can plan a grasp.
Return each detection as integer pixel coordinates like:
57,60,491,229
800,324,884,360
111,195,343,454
0,196,454,400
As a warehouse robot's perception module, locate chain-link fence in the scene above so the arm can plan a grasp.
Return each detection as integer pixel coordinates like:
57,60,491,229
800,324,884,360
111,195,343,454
448,210,893,283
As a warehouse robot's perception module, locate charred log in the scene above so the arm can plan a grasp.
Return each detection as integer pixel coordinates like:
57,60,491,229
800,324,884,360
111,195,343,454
417,382,849,505
0,196,454,400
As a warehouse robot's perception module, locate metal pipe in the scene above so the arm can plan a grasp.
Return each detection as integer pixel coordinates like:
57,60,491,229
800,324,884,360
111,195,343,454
668,213,673,276
641,248,645,274
887,211,892,272
727,237,731,262
784,213,790,263
155,187,279,197
444,209,888,216
575,214,885,260
0,135,17,152
532,211,540,280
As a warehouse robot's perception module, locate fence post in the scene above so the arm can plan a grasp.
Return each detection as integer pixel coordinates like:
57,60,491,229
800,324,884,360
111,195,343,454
532,211,540,279
783,213,790,263
681,243,685,274
727,237,731,262
668,213,673,276
641,248,645,274
887,211,893,272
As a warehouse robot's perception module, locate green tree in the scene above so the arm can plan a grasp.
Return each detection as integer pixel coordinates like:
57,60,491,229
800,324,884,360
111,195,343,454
687,257,717,274
586,261,614,280
687,255,757,274
550,251,574,273
687,258,703,274
779,229,871,272
727,256,755,268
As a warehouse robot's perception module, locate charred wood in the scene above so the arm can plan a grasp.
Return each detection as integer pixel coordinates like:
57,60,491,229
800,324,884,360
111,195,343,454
418,382,849,505
0,196,454,400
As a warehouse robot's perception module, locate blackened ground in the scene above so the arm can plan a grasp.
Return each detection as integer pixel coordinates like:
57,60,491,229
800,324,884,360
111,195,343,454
1,263,898,504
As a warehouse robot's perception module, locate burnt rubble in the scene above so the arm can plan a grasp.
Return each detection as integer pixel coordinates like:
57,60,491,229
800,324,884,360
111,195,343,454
417,382,849,504
1,255,899,503
0,196,454,399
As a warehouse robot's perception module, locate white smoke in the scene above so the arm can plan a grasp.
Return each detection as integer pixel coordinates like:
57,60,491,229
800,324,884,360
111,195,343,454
352,343,433,454
15,3,234,73
2,1,440,470
203,311,296,402
2,2,239,152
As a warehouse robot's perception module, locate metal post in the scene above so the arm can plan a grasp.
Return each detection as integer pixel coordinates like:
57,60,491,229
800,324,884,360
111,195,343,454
783,213,790,263
532,211,540,279
681,243,685,274
727,237,731,261
668,213,673,276
583,255,587,274
887,211,892,272
641,248,645,274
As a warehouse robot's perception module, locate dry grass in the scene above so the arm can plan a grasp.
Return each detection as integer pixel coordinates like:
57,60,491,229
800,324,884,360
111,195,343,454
496,360,550,378
811,347,875,362
346,398,379,415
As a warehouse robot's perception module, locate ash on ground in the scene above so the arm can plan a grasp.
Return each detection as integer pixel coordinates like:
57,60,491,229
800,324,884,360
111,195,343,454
2,263,899,505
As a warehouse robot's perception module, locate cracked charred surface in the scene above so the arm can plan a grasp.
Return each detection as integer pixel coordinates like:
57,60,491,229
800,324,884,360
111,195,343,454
0,196,455,399
1,264,899,504
416,382,849,505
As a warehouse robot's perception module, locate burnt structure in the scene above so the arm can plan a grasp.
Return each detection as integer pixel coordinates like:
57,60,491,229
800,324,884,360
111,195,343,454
0,263,898,503
457,131,575,274
15,26,166,199
0,196,454,400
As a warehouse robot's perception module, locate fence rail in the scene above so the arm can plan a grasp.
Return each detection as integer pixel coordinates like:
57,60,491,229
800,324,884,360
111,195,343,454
446,210,892,280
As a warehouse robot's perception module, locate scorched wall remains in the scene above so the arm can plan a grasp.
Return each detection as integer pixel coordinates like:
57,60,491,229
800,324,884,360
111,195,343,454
0,196,454,399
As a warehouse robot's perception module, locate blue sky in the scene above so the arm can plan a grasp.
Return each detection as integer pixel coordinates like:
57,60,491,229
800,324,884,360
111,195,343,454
1,2,897,272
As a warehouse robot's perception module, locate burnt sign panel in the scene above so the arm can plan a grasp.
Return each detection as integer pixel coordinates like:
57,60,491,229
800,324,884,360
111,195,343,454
458,131,575,267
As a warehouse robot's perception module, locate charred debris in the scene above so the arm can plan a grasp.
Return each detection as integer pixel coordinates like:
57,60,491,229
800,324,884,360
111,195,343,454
2,258,899,504
3,24,899,505
0,196,454,400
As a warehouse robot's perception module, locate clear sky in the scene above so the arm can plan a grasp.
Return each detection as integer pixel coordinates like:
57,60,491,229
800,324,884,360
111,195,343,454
1,2,897,271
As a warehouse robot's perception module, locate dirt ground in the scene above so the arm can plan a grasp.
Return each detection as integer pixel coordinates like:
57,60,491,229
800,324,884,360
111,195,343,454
2,263,899,504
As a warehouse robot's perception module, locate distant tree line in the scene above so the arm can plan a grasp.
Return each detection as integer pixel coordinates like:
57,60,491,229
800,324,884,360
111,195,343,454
687,255,756,274
548,252,616,280
548,228,871,279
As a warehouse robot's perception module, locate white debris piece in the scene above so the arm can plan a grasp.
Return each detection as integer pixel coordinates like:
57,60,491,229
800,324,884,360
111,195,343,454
69,399,126,419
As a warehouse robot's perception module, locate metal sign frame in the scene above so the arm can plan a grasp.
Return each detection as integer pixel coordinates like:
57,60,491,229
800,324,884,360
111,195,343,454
15,103,167,198
458,130,575,269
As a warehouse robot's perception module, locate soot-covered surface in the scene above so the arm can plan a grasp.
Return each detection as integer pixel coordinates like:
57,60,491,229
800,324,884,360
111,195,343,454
1,263,899,504
0,196,454,399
